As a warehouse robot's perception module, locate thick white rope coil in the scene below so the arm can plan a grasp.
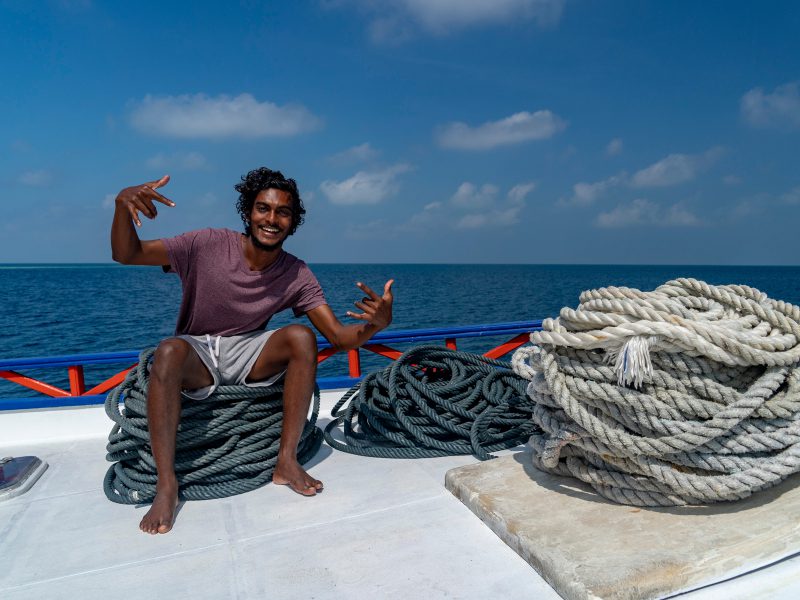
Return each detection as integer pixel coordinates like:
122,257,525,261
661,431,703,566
511,278,800,506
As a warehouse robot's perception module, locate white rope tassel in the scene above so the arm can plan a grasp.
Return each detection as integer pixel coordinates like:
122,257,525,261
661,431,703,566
611,335,656,388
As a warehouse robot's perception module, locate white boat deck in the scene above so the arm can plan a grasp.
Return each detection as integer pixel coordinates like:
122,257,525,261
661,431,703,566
2,390,800,599
0,391,559,600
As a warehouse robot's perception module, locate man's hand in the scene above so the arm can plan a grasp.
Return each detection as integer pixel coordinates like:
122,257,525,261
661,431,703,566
115,175,175,227
306,279,394,351
346,279,394,329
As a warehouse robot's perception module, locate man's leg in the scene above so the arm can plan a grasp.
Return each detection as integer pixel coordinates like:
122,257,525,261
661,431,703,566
140,338,214,534
246,324,323,495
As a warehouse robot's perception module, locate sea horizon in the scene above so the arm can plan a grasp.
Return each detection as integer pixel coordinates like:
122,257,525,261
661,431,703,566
2,262,800,268
3,262,800,397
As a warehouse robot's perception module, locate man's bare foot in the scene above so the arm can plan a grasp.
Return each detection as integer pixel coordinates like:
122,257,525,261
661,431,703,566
140,481,179,534
273,458,323,496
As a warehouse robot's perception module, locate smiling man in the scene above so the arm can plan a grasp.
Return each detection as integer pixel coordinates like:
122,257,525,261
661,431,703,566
111,167,394,535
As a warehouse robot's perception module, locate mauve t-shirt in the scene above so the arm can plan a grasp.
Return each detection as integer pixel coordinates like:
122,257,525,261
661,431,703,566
162,228,327,336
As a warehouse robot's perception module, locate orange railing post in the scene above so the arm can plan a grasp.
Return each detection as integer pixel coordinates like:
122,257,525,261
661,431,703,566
68,365,85,396
348,349,361,378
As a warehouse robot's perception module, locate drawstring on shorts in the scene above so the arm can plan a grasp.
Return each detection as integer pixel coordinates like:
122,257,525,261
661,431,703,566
205,334,221,369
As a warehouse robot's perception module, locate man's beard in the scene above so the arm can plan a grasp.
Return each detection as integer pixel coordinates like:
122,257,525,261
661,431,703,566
248,227,283,252
248,233,283,252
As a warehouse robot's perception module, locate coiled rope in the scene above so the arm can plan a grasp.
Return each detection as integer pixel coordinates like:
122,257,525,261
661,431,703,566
104,347,323,504
511,278,800,506
324,345,539,459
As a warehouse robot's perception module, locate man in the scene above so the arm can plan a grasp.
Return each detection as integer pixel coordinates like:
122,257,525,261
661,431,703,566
111,167,394,535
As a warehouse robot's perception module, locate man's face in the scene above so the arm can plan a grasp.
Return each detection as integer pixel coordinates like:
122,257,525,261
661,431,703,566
249,188,294,251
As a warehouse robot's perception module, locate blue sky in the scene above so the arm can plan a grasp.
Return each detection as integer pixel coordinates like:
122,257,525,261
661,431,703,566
2,0,799,264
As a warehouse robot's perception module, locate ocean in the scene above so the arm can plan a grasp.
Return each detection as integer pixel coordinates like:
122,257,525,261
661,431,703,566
2,263,800,397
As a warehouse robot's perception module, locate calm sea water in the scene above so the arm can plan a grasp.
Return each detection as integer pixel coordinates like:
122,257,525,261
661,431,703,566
2,263,800,396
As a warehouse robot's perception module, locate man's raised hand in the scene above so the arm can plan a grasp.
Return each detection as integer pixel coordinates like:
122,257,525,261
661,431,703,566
115,175,175,227
346,279,394,329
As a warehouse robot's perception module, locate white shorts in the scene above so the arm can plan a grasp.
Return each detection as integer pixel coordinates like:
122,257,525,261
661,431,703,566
177,330,285,400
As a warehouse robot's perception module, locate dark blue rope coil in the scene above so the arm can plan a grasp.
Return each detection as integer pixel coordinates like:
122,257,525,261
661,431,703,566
324,345,539,459
104,348,322,504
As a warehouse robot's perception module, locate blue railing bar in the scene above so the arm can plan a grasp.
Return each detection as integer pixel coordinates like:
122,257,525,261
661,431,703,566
364,320,542,339
354,329,538,347
0,375,363,411
319,320,542,349
0,320,542,369
0,351,141,370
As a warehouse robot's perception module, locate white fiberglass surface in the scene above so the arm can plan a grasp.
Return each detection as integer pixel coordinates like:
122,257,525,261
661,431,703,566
2,391,799,600
0,392,559,600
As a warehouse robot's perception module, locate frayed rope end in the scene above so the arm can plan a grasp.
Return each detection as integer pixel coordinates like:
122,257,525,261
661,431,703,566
609,336,656,389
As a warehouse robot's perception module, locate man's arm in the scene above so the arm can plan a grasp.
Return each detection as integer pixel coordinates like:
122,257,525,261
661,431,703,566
111,175,175,265
306,280,394,352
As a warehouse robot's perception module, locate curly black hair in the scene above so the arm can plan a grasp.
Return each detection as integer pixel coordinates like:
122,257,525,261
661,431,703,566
234,167,306,236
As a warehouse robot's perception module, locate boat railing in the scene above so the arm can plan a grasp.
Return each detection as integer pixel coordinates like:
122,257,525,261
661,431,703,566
0,320,542,411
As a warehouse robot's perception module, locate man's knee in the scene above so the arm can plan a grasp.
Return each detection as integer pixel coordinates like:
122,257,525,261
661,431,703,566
282,325,318,360
151,338,192,382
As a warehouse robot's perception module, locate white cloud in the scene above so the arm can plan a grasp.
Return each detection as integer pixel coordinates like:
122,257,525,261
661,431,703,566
102,193,116,209
400,201,444,230
19,170,52,186
630,147,722,188
741,82,800,130
405,181,533,230
397,0,564,33
560,147,723,209
561,173,626,206
146,151,209,171
781,186,800,205
508,182,536,204
722,174,742,186
367,15,414,45
450,182,499,210
596,199,700,228
437,110,566,150
337,0,565,42
663,204,701,226
631,155,696,187
455,205,522,229
327,142,380,165
730,198,763,219
129,93,321,139
605,138,623,156
320,164,411,205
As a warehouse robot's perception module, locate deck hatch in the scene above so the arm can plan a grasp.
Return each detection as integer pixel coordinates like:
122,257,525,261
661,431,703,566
0,455,48,501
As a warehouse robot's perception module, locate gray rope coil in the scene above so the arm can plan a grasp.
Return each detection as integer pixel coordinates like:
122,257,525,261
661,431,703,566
104,347,323,504
512,278,800,507
324,345,540,460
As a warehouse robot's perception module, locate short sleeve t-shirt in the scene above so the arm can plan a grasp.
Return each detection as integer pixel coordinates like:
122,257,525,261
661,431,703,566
162,228,326,336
